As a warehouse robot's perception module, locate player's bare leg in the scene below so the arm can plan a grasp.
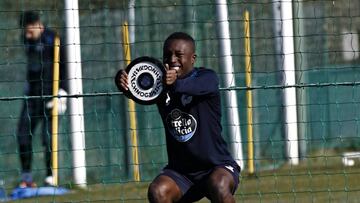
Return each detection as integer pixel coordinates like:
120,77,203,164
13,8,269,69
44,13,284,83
206,168,236,203
148,175,182,203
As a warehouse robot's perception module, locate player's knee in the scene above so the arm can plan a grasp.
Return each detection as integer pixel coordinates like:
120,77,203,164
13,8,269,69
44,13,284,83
209,176,230,193
148,182,171,202
208,172,234,201
208,182,234,202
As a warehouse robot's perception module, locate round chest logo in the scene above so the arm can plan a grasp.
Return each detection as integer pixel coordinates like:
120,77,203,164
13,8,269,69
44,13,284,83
126,57,165,105
166,109,197,142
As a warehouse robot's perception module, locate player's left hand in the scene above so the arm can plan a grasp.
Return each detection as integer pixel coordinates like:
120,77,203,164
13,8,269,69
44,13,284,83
165,63,178,85
46,88,68,115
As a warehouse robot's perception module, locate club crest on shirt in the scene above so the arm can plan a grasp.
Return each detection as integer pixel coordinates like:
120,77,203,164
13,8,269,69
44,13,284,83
181,95,192,106
166,109,197,142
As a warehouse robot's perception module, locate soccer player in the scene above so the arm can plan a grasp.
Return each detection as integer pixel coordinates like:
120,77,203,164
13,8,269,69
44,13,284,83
17,11,67,187
115,32,240,202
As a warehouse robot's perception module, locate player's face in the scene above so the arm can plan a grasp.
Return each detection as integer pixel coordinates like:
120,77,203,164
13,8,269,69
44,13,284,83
24,22,43,41
163,39,196,78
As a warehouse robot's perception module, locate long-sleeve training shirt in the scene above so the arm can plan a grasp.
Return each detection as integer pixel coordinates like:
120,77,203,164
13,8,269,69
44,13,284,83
157,67,239,174
24,27,67,101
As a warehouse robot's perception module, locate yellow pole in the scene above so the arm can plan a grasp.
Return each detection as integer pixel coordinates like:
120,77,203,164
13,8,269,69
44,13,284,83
244,11,255,175
122,22,140,181
51,35,60,186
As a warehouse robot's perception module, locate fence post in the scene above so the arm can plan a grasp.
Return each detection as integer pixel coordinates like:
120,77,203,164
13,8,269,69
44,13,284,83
215,0,244,169
280,0,300,165
65,0,87,187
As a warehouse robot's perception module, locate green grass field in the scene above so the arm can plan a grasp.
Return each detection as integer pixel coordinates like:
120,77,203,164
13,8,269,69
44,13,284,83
8,152,360,203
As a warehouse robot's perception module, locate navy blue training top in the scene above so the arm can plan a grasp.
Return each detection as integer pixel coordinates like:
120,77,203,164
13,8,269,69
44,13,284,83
24,28,67,100
157,67,239,174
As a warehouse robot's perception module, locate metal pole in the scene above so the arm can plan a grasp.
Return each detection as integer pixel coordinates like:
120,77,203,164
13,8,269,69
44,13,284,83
293,0,307,159
215,0,244,169
51,35,60,186
280,0,299,165
244,11,254,174
65,0,87,187
122,22,140,182
128,0,135,44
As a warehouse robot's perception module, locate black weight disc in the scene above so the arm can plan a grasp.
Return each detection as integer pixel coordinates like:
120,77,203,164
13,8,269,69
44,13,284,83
125,56,166,105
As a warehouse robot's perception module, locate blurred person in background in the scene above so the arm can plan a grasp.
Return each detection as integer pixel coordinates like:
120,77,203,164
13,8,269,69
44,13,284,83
17,10,67,188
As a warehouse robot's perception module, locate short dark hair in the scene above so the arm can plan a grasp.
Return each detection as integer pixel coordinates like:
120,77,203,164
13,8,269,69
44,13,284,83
163,32,196,52
19,11,40,27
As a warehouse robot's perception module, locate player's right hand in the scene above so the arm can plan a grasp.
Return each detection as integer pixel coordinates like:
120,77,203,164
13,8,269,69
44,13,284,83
164,63,178,85
115,70,129,91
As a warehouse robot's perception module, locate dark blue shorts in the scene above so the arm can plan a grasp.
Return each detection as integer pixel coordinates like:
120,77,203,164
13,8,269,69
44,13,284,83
159,163,240,202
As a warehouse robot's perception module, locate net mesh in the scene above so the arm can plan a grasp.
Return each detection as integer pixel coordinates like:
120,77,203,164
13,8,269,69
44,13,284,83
0,0,359,202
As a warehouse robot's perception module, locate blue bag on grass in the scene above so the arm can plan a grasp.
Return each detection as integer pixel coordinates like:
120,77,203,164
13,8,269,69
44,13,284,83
10,186,69,200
